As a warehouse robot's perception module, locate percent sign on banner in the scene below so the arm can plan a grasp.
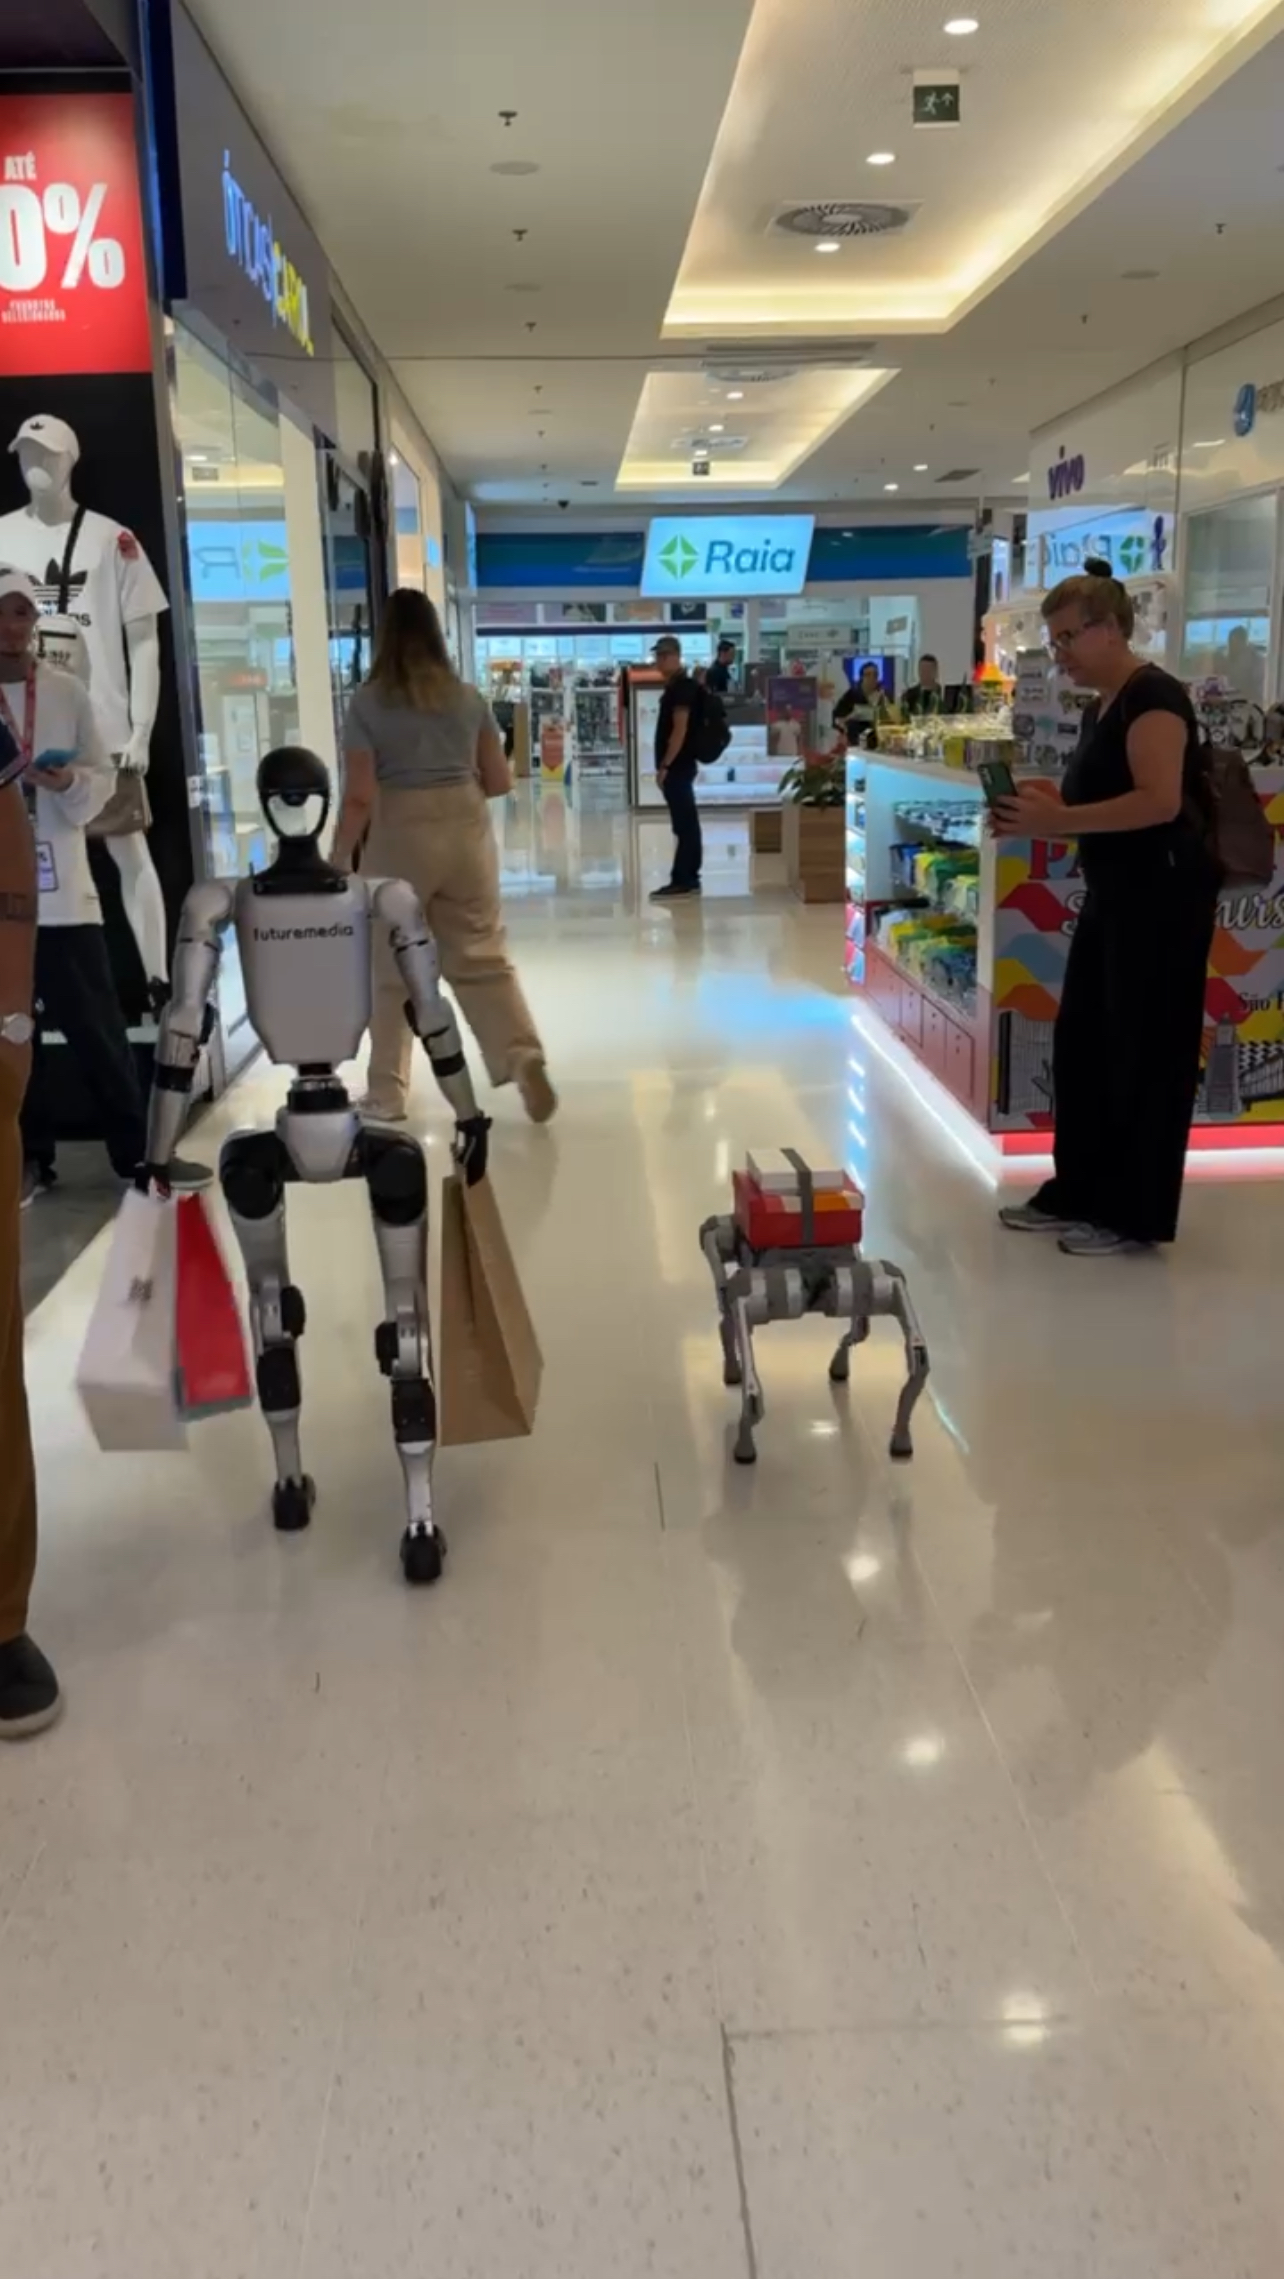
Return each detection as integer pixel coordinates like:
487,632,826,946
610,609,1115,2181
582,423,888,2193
0,91,151,376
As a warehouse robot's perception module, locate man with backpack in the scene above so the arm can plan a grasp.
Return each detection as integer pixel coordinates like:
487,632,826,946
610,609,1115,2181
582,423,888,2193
650,634,720,901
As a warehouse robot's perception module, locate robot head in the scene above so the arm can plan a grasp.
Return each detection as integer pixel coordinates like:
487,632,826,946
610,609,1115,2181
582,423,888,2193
258,745,331,848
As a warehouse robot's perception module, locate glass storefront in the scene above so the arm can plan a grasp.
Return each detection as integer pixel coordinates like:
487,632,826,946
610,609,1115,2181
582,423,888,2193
170,319,343,1057
1179,491,1276,701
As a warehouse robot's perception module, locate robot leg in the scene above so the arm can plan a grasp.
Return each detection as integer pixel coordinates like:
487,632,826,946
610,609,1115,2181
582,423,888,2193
827,1259,872,1385
360,1129,444,1587
876,1263,930,1461
220,1131,314,1533
728,1269,768,1466
700,1214,742,1386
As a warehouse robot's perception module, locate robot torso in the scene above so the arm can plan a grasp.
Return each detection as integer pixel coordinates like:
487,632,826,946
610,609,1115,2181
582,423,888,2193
234,873,375,1068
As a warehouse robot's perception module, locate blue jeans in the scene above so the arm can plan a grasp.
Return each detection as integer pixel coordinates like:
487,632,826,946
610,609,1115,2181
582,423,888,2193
661,766,702,888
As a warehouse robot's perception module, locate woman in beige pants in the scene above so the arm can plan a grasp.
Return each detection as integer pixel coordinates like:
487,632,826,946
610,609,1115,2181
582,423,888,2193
333,590,555,1124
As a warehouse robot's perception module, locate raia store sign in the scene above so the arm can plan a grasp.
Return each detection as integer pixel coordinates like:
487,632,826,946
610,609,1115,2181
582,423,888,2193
641,514,815,599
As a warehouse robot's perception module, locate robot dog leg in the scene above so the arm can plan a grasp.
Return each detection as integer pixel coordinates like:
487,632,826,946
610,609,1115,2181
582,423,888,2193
362,1129,445,1587
220,1129,315,1534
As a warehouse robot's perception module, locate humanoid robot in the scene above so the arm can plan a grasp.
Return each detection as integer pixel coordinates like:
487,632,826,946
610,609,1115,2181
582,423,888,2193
142,747,491,1585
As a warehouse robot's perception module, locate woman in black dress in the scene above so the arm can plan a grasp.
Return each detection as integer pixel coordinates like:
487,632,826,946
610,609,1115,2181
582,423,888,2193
996,563,1220,1256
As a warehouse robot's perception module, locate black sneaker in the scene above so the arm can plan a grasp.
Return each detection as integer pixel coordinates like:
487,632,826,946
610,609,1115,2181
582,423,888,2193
20,1161,56,1210
0,1634,62,1739
650,882,702,901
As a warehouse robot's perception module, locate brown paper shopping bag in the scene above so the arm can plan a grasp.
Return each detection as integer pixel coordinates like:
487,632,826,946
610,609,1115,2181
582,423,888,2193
439,1173,542,1445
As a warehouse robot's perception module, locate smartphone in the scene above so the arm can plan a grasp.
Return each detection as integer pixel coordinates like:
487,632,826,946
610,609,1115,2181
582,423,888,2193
976,758,1016,809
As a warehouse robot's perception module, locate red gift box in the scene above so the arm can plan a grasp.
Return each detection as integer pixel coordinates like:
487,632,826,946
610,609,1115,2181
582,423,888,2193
733,1168,864,1252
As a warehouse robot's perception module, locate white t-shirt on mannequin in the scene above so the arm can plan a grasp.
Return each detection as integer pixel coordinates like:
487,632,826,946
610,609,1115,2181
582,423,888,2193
0,506,167,752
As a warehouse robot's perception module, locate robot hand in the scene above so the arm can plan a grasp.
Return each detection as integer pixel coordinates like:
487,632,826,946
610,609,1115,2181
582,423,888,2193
453,1114,491,1188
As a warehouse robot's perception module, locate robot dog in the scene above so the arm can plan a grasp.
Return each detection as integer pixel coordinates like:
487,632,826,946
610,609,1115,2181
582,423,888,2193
700,1159,929,1465
142,747,489,1585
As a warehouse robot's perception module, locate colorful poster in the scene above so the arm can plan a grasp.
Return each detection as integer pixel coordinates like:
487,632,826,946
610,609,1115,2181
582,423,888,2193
989,771,1284,1129
0,94,151,375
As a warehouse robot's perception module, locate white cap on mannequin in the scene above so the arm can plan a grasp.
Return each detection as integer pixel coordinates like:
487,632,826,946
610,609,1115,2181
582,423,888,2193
9,414,80,464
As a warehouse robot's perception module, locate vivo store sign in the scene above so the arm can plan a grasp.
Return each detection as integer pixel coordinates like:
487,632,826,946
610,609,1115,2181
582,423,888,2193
641,515,815,599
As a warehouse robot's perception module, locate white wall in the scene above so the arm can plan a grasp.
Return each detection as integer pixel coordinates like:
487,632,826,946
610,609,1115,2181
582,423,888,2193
280,411,337,774
1180,316,1284,512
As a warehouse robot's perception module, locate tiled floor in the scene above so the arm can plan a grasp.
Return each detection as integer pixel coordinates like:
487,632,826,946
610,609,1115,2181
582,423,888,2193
7,787,1284,2275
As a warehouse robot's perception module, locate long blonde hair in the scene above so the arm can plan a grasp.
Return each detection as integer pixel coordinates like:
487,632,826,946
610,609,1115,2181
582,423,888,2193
368,587,459,709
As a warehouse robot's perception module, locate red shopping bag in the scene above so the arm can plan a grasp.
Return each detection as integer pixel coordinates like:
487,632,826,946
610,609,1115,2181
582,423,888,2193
174,1192,253,1421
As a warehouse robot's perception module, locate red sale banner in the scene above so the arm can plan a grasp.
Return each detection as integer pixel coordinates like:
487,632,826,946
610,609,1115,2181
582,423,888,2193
0,92,151,376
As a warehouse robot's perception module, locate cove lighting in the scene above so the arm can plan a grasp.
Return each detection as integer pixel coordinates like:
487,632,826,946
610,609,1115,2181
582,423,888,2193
815,240,841,254
944,15,979,30
1192,438,1225,448
867,151,895,166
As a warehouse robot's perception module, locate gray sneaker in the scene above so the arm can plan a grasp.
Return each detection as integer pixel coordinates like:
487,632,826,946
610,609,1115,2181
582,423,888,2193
1058,1225,1152,1258
998,1201,1078,1234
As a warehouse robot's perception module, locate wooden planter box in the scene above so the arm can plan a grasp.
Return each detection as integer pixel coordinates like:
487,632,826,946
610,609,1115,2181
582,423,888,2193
782,801,845,903
751,805,783,854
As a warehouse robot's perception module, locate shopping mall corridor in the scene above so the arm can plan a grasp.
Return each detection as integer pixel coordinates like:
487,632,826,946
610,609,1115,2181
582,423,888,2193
6,790,1284,2277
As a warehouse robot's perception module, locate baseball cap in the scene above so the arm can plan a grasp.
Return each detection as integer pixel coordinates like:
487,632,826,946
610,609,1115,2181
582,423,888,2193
9,414,80,463
0,566,40,608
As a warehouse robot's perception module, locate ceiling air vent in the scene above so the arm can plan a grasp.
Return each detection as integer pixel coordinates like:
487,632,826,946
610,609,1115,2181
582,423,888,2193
771,201,918,241
936,467,980,484
701,339,880,386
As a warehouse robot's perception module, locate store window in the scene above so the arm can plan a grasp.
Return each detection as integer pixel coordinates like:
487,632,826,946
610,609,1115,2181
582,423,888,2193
320,454,376,746
1179,492,1277,703
171,321,299,1037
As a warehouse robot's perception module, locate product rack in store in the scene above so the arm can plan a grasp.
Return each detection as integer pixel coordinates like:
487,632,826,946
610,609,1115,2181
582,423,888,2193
846,677,1284,1149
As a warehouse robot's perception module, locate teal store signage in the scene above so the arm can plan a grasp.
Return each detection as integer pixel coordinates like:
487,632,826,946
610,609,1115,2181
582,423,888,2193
641,514,816,599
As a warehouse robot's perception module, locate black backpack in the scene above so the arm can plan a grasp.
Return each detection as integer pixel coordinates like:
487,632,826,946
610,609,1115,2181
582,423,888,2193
690,686,732,764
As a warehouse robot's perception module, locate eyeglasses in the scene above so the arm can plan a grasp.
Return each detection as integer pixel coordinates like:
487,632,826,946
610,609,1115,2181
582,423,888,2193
1045,623,1091,653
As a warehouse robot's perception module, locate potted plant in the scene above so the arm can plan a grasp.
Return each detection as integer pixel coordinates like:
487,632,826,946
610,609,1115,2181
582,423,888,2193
778,751,846,902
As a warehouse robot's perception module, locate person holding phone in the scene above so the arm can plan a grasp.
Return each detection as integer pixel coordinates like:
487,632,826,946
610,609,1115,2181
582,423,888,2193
994,563,1218,1256
0,568,208,1203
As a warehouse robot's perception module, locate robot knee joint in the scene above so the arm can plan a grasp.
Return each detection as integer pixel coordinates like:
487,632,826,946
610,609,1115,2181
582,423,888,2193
257,1344,301,1414
362,1131,427,1227
391,1377,436,1446
221,1132,289,1221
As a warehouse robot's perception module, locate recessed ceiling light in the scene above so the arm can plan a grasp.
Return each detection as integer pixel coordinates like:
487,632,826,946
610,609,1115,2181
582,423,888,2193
388,451,400,467
944,16,979,32
867,151,895,166
727,390,745,400
815,239,841,254
884,481,899,492
913,462,929,472
710,422,725,432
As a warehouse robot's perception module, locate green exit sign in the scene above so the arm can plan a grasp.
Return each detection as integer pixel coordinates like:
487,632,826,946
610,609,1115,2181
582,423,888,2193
912,80,961,126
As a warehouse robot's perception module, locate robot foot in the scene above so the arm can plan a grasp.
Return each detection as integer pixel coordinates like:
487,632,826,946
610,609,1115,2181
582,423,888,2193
401,1524,447,1587
272,1475,316,1533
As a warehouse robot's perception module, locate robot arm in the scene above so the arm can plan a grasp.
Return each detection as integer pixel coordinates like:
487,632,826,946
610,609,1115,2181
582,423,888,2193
371,877,489,1184
142,878,234,1179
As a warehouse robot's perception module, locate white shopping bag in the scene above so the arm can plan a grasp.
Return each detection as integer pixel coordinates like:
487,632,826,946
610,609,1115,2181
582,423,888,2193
75,1190,187,1453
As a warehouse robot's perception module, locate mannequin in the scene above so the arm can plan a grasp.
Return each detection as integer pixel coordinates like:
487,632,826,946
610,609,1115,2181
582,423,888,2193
0,415,170,1009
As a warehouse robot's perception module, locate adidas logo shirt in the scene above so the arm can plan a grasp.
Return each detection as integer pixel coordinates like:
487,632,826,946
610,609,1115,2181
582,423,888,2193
0,506,168,754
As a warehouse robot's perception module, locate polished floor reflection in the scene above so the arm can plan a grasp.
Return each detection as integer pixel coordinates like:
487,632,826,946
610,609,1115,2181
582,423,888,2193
7,784,1284,2276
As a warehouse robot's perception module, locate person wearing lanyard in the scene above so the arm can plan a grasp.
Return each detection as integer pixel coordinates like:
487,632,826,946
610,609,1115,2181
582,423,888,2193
0,623,60,1732
0,569,209,1203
